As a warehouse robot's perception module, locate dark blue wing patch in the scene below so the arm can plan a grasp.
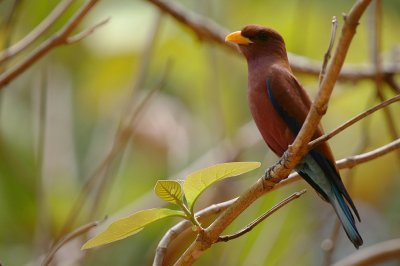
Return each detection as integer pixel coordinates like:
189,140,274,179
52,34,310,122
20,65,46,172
266,79,301,134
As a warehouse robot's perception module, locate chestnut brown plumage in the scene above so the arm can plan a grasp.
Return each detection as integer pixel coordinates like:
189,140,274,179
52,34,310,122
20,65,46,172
226,25,363,248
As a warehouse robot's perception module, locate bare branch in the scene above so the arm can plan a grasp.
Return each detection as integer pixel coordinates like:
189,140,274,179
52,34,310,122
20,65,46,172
319,16,338,85
146,0,400,82
0,0,100,88
155,134,399,265
66,17,111,44
332,238,400,266
337,138,400,168
217,190,306,243
42,219,102,266
309,94,400,149
153,198,236,266
0,0,75,63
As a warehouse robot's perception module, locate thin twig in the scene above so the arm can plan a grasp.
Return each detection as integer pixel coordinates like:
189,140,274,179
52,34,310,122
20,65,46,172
42,219,102,266
309,94,400,149
0,0,76,63
336,138,400,168
0,0,101,88
217,190,306,242
66,17,111,44
319,16,338,85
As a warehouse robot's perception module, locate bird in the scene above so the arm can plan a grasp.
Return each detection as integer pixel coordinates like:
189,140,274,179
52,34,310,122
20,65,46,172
225,25,363,248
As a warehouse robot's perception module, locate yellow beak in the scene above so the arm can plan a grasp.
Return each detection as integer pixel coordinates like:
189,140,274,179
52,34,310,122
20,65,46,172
225,31,253,45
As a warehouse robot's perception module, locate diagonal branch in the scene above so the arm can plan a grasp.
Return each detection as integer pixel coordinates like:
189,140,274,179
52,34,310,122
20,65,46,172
0,0,76,63
154,136,400,265
309,94,400,149
0,0,101,88
146,0,400,83
174,1,373,265
217,189,306,243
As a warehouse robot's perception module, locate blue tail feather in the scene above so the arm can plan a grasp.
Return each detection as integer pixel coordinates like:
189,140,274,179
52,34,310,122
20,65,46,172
331,187,363,249
296,153,363,249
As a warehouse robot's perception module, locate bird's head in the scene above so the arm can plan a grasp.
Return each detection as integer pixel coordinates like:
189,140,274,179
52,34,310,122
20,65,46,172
225,25,287,63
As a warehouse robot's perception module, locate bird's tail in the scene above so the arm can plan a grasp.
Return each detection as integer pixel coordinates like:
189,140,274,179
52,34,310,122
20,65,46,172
330,187,363,249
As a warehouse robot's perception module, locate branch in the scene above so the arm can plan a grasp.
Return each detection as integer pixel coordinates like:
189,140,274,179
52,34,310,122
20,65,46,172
155,136,400,265
277,137,400,191
309,94,400,149
0,0,75,63
66,17,111,44
0,0,101,88
153,198,237,266
146,0,400,82
217,190,306,242
332,238,400,266
319,16,338,85
174,1,372,265
42,219,102,266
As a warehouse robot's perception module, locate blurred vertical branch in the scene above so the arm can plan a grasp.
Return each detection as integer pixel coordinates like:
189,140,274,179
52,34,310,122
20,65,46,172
369,0,400,161
87,12,166,222
48,10,169,264
33,68,49,258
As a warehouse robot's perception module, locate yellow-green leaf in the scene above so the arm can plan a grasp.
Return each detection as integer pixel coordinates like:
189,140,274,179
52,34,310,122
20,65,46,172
154,180,183,204
82,208,184,250
183,162,261,210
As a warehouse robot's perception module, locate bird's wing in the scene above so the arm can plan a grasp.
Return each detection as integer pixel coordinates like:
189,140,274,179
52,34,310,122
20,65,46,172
267,65,334,160
266,66,360,220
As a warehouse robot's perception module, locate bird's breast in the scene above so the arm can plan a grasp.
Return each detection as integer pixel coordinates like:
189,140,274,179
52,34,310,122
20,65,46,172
247,78,294,157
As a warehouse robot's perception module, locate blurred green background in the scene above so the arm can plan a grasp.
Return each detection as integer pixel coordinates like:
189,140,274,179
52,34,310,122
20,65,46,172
0,0,399,265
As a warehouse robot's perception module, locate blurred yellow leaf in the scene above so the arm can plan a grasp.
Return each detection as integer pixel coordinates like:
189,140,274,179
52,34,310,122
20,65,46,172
82,208,185,249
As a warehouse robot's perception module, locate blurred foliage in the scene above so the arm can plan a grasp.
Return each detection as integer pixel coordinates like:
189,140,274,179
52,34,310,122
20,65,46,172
0,0,399,265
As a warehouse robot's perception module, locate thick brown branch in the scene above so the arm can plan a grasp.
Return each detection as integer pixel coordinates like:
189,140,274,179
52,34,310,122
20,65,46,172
146,0,400,82
0,0,100,88
153,198,236,266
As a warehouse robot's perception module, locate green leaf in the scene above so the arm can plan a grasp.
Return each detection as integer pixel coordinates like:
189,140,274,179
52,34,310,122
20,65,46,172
82,208,185,249
154,180,183,204
183,162,261,210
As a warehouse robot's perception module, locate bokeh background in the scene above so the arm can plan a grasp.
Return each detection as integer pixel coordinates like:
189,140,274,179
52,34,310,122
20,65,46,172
0,0,399,265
